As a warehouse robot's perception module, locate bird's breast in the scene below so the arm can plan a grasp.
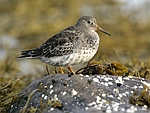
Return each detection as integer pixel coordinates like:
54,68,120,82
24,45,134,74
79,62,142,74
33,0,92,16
68,32,100,65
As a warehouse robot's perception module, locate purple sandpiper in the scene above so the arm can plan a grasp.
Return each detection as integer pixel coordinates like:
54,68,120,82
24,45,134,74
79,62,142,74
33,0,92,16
18,16,111,75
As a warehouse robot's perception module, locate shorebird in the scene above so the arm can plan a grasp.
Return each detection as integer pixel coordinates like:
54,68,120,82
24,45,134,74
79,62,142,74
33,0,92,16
18,16,111,75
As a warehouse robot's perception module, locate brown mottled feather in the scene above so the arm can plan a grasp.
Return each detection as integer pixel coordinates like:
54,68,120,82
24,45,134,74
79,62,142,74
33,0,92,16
18,26,81,58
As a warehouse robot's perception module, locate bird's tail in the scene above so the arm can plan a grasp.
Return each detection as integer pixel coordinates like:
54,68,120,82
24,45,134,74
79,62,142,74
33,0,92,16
18,48,42,59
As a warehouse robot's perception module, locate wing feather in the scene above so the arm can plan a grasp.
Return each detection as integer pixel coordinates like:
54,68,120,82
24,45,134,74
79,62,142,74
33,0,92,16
18,26,81,59
41,26,81,58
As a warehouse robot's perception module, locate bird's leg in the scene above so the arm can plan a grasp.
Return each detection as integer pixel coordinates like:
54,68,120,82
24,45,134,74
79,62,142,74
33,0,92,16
59,67,64,74
53,67,57,74
45,65,50,75
68,66,76,75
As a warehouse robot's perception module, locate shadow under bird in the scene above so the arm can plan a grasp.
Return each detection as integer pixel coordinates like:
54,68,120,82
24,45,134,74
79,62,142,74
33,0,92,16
18,16,111,75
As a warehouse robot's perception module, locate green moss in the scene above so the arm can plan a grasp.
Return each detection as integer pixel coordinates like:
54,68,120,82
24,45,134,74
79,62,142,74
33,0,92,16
130,84,150,107
0,79,20,112
76,59,150,80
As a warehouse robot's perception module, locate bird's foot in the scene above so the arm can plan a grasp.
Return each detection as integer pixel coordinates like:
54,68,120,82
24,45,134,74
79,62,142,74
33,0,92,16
59,67,64,74
68,66,76,75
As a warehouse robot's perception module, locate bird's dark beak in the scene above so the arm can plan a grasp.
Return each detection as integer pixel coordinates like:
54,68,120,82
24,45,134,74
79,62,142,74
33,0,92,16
96,25,111,36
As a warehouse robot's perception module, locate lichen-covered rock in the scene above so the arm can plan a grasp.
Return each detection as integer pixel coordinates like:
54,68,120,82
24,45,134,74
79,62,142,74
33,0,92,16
8,74,150,113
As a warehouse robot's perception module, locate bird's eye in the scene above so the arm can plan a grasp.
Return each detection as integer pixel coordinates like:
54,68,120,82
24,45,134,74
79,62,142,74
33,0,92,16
87,21,91,24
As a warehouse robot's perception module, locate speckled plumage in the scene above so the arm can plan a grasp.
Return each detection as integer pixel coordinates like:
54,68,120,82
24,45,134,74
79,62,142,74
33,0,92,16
18,16,111,72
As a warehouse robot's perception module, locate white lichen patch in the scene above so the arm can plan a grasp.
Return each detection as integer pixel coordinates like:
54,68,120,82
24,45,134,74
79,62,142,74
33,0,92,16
62,91,67,96
117,97,121,100
71,89,78,96
121,108,125,111
130,90,134,94
11,105,13,108
106,109,111,113
80,74,84,76
49,85,53,89
108,81,113,86
113,88,119,93
138,85,143,89
134,85,138,89
93,77,99,83
123,77,130,80
142,105,148,110
85,86,88,89
85,75,90,77
96,96,101,103
126,107,135,112
50,90,54,94
42,94,45,98
103,77,109,82
101,99,107,103
125,91,130,95
122,93,126,97
104,82,108,87
85,107,89,110
107,95,113,98
77,94,80,98
102,93,106,97
50,107,54,111
91,92,94,96
101,82,104,85
74,82,77,84
44,95,48,100
118,93,122,98
87,101,96,106
44,85,47,89
111,102,119,109
54,94,58,101
115,76,124,85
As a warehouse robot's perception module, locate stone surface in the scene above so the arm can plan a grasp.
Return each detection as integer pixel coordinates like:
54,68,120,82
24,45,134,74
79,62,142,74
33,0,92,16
8,74,150,113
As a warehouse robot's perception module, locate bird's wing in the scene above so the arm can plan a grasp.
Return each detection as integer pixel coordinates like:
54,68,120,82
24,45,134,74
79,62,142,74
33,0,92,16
40,26,82,58
18,26,81,59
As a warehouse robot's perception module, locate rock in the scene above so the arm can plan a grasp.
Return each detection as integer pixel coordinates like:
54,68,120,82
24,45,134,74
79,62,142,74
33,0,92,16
8,74,150,113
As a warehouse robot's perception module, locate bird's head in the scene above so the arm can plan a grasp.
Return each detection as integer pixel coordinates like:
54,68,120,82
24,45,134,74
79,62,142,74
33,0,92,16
76,16,111,36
